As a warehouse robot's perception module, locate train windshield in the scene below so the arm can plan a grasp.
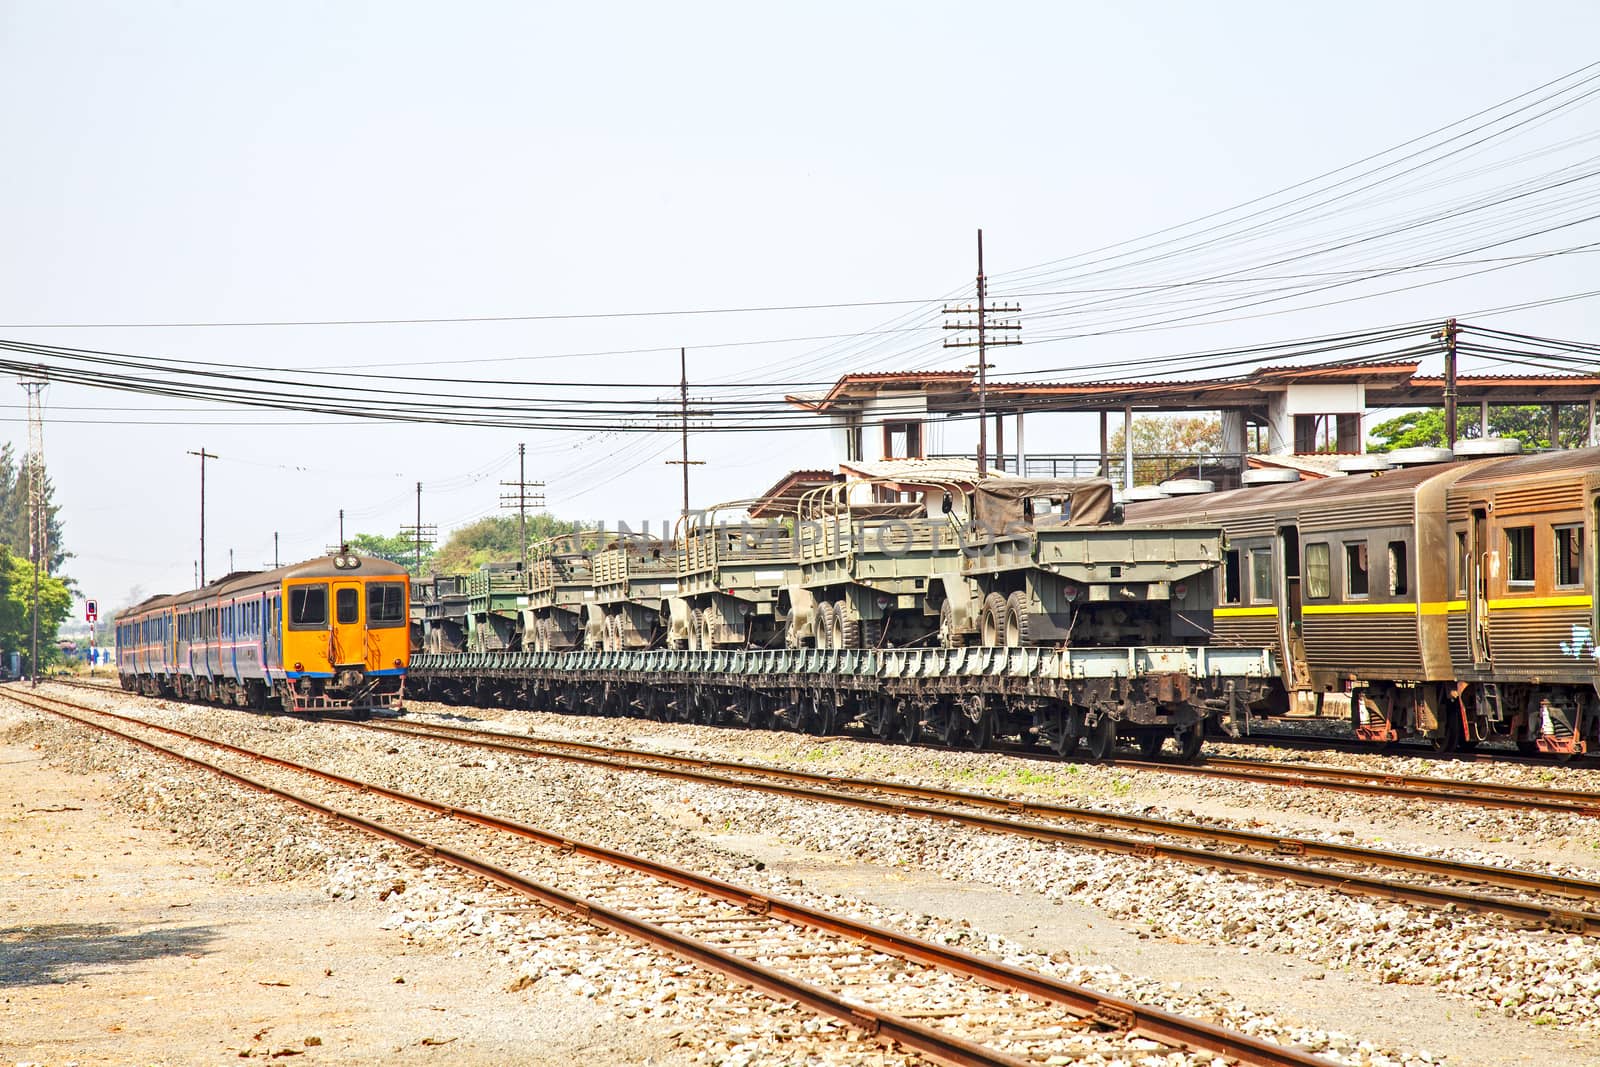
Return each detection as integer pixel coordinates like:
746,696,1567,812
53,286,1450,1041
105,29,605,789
288,584,329,629
368,582,407,628
336,587,359,625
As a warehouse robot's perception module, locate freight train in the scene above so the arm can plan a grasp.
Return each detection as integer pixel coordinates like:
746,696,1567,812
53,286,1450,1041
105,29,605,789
407,473,1278,760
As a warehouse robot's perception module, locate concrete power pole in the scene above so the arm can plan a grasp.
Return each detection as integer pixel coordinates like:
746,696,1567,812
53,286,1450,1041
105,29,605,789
1437,317,1460,447
20,372,47,686
943,231,1021,476
187,448,217,584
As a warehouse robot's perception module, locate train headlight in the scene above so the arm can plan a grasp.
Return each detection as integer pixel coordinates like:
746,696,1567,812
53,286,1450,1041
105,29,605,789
1174,583,1188,599
293,661,303,671
333,556,347,569
394,658,403,668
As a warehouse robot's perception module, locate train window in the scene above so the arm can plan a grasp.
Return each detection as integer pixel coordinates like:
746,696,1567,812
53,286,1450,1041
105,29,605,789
368,582,407,627
1454,531,1468,596
1221,549,1241,604
289,585,329,629
1344,542,1369,598
1305,543,1330,599
1556,525,1583,588
1506,526,1535,586
1388,541,1409,597
1250,550,1273,602
336,587,359,625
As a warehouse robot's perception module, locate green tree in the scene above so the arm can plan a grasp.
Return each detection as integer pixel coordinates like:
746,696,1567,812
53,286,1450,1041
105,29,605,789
0,543,74,668
430,514,578,575
348,530,433,573
1368,405,1592,452
0,444,68,573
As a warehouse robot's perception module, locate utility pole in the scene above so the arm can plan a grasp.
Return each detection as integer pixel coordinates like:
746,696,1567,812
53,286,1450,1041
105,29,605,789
943,230,1021,476
664,347,706,524
499,445,545,568
20,371,46,686
187,448,217,584
402,482,437,578
274,532,279,569
1436,318,1460,447
229,548,234,573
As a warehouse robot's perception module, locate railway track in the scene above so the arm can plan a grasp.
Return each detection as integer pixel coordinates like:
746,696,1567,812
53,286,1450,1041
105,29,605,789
1,685,1336,1067
343,714,1600,935
956,739,1600,817
1213,728,1600,769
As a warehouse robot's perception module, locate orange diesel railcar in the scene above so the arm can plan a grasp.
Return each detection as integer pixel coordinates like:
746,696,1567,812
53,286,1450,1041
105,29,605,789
115,552,410,714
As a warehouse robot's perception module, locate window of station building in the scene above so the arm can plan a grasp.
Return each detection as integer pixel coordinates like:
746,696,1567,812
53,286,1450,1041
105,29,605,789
1250,549,1273,603
1344,541,1369,598
1506,526,1536,586
368,582,407,627
289,585,329,629
336,587,360,625
1221,549,1241,604
1305,543,1331,599
1556,524,1584,588
881,421,923,460
1388,540,1409,597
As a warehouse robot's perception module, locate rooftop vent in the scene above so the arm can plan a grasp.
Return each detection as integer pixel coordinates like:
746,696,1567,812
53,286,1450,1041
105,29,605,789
1121,485,1170,501
1387,446,1454,467
1158,478,1216,495
1241,468,1302,486
1336,455,1395,474
1454,437,1524,457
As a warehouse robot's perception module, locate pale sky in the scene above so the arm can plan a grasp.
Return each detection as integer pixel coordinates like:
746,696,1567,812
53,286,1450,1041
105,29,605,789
2,1,1597,613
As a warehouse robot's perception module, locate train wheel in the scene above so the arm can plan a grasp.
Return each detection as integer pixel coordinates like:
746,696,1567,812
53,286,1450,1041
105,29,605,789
1137,732,1164,759
961,697,993,750
1041,707,1083,757
807,695,839,735
1172,721,1205,763
895,701,922,744
926,697,962,746
1084,714,1117,761
1004,592,1030,648
978,593,1007,648
866,698,893,740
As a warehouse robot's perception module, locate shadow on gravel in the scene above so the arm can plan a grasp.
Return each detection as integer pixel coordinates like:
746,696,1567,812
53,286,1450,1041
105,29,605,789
0,922,218,987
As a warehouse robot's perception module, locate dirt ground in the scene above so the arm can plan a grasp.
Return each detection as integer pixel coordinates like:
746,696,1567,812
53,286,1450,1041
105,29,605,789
0,737,678,1067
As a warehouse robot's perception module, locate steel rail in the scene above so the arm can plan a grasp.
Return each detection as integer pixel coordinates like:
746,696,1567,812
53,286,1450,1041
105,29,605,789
1191,754,1600,810
2,687,1336,1067
1203,730,1600,770
354,717,1600,930
1108,756,1600,816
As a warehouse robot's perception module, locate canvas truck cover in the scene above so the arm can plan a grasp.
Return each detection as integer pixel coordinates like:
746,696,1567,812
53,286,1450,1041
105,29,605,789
971,477,1116,533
